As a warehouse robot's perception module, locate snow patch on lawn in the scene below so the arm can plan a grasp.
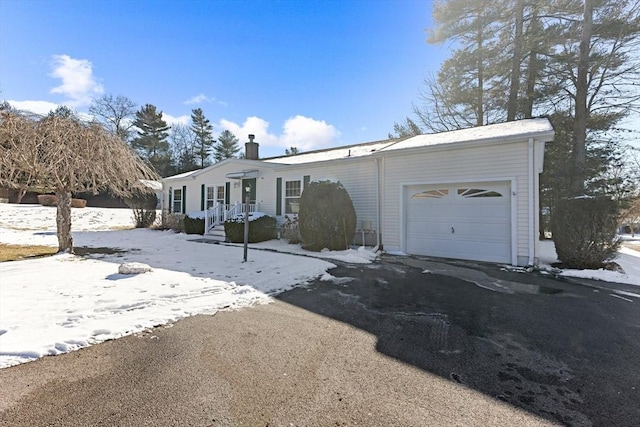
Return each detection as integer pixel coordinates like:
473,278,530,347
538,239,640,286
0,204,377,368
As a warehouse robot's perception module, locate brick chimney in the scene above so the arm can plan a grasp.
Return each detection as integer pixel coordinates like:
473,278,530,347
245,134,259,160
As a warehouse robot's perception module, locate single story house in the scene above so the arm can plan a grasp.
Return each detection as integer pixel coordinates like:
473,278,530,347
162,118,554,266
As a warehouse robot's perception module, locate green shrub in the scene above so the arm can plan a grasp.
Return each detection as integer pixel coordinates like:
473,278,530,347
125,191,157,228
184,215,205,235
224,214,277,243
551,196,620,269
298,180,356,251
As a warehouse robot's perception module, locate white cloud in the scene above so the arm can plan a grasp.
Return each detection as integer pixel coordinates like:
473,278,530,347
219,116,279,147
184,93,228,107
217,115,340,152
281,115,341,151
7,100,92,122
162,113,190,126
184,94,211,105
49,55,104,107
7,100,61,116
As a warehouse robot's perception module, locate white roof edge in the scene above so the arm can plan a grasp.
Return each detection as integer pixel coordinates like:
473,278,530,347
163,158,284,181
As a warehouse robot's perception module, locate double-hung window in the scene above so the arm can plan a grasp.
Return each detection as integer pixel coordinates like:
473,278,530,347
206,186,215,209
216,186,225,206
172,188,182,213
285,180,301,214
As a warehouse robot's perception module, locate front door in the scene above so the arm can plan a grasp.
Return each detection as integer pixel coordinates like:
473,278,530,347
242,178,256,204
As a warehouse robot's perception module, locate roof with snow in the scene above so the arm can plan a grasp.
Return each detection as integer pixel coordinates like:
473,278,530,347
263,118,554,165
163,119,554,179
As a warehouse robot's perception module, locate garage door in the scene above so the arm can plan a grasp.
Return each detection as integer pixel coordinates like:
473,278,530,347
405,182,511,263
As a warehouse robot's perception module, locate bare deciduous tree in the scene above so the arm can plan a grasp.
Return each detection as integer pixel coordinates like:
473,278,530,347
0,108,160,253
89,94,138,141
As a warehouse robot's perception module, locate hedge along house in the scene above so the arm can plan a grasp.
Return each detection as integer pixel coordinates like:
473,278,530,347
162,119,554,266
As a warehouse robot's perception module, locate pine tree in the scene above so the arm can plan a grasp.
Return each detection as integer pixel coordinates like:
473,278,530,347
285,146,299,155
190,108,214,168
131,104,172,176
214,130,241,162
408,0,640,234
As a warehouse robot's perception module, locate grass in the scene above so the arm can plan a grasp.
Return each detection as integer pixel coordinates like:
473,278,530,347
0,243,57,262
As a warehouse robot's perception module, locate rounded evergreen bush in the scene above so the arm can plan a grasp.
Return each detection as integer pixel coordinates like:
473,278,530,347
298,180,356,251
224,214,277,243
184,215,205,235
551,196,620,269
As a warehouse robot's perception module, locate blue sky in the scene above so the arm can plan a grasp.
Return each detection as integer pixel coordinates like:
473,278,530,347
0,0,448,158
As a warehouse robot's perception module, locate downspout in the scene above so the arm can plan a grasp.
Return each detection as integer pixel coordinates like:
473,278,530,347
528,138,535,266
375,158,381,248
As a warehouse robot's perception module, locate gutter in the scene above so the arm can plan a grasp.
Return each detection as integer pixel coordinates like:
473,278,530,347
375,158,381,248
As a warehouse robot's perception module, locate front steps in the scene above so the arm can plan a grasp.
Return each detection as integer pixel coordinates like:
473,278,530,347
206,225,226,242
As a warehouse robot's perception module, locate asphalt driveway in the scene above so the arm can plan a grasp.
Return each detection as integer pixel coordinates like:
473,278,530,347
278,255,640,426
1,254,638,426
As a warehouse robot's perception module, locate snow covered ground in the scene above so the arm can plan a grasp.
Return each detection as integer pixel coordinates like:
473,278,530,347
1,204,637,369
538,238,640,286
0,204,376,369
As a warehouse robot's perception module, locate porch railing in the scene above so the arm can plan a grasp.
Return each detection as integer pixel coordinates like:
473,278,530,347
205,202,260,233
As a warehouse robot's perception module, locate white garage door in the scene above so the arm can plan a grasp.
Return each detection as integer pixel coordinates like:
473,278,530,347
405,182,511,263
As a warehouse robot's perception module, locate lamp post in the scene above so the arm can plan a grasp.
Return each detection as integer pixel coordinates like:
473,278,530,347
243,184,250,262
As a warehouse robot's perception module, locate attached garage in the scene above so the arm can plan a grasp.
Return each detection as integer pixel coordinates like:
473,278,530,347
404,182,512,263
378,119,554,266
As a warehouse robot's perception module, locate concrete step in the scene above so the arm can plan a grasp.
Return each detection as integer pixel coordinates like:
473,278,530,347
206,225,226,242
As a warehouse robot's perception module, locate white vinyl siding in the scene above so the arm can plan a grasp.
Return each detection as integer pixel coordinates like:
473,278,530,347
381,141,531,263
279,159,379,233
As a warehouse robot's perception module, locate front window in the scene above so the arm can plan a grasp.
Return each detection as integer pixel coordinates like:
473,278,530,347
285,180,301,214
172,189,182,213
206,186,215,209
216,185,225,205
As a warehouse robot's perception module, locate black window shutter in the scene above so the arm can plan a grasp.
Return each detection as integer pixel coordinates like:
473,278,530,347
276,178,282,216
200,184,205,211
182,185,187,214
225,182,230,204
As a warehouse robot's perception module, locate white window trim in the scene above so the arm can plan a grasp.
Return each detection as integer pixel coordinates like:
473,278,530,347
172,188,182,213
206,185,226,209
285,179,302,214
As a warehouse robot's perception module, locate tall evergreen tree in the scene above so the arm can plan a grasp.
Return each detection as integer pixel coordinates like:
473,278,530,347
131,104,172,176
404,0,640,231
190,108,214,168
214,130,241,162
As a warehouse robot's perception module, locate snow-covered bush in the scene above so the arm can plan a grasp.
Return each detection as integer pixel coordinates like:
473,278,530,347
298,180,356,251
224,212,277,243
184,214,205,235
551,196,620,269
